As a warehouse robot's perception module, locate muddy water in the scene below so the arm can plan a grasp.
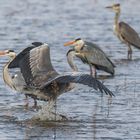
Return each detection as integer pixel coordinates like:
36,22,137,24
0,0,140,139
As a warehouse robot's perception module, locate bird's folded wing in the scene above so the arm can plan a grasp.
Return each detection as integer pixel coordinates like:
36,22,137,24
119,22,140,48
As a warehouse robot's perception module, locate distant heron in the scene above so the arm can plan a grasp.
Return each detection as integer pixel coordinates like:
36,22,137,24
64,38,115,77
106,3,140,60
0,42,114,120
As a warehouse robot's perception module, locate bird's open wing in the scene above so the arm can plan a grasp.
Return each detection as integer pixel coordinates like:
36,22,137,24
40,73,114,97
119,22,140,49
8,42,43,68
8,47,35,68
10,44,58,86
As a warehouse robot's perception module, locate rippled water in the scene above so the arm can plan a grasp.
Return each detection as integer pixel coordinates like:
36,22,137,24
0,0,140,139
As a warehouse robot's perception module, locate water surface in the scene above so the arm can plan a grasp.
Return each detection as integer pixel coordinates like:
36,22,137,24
0,0,140,139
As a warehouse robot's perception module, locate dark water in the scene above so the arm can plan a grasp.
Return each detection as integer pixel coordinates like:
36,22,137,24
0,0,140,139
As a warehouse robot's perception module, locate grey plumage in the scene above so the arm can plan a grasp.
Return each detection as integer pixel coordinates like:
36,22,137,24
40,73,114,97
106,3,140,59
76,41,115,75
66,49,78,72
119,22,140,49
11,71,26,92
8,43,114,102
1,43,43,107
66,40,115,76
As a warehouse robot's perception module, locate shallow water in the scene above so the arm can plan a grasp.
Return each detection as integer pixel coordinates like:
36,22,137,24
0,0,140,139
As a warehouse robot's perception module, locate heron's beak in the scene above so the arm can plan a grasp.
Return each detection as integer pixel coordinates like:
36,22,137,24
105,6,113,9
0,51,7,56
64,40,75,46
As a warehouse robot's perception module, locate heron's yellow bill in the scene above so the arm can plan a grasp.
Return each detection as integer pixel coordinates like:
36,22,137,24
105,6,113,9
105,3,120,9
0,51,6,56
64,40,75,46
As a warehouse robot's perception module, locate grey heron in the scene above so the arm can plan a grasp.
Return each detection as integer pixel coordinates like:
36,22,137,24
0,42,44,108
106,3,140,60
0,42,114,120
64,38,115,77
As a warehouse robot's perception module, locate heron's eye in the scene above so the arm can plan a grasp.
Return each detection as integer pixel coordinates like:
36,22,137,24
6,50,10,54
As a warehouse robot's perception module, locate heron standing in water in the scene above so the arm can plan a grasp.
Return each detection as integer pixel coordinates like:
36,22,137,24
106,3,140,60
64,38,115,77
0,42,114,120
0,42,43,108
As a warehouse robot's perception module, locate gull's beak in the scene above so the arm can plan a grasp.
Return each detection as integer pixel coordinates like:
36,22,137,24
0,51,7,56
64,40,75,46
105,6,113,9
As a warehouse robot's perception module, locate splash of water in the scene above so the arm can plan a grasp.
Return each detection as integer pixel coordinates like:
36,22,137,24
32,101,67,121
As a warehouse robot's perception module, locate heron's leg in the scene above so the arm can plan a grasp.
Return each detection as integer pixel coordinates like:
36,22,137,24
90,65,97,78
24,95,29,109
127,44,132,60
32,99,38,109
34,99,37,107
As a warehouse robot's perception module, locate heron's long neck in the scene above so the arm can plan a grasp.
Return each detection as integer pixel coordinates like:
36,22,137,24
67,50,78,72
114,11,120,33
3,56,16,90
